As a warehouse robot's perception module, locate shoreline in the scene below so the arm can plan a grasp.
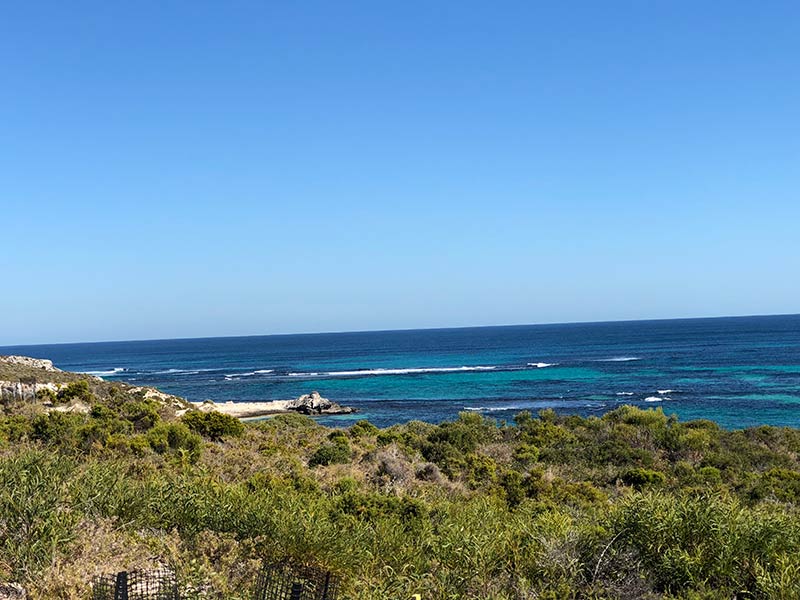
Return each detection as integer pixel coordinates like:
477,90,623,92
188,399,293,419
188,391,356,419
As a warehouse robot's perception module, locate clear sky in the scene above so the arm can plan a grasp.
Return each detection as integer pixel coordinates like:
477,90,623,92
2,2,799,345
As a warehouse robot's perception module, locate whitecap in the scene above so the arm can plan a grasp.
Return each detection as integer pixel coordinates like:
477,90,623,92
644,396,663,402
224,369,275,378
464,405,522,412
528,362,557,368
82,367,126,376
657,389,677,395
290,366,497,378
150,368,197,375
616,392,635,396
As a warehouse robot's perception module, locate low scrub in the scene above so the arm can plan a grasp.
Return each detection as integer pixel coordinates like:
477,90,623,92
1,405,800,598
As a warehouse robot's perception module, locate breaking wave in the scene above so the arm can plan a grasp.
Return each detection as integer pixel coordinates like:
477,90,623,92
290,366,498,378
464,405,523,413
83,367,127,376
225,369,274,377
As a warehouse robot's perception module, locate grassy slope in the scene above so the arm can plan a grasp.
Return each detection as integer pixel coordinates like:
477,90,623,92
0,360,85,384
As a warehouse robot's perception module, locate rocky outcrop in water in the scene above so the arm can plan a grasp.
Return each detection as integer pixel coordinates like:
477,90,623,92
285,391,356,415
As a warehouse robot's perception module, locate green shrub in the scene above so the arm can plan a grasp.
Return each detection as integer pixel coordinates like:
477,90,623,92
182,410,244,441
0,415,33,443
0,451,80,578
513,442,540,465
621,467,667,489
376,429,400,446
309,440,352,467
327,429,349,443
612,491,800,595
146,423,203,462
35,388,57,403
350,420,379,438
30,412,85,449
122,400,162,432
56,380,94,404
751,468,800,503
500,469,526,507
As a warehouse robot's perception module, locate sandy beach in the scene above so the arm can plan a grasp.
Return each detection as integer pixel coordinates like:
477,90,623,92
188,399,292,419
187,391,356,419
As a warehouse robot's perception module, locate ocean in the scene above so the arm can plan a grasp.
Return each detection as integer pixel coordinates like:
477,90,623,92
2,315,800,429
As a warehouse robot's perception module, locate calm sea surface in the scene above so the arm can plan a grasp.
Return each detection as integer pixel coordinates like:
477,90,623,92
3,315,800,429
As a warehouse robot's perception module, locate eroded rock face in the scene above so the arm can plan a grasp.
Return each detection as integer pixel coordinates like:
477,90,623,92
285,391,356,415
0,583,27,600
0,355,59,371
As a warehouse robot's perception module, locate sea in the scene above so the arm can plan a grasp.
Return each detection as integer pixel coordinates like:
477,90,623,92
2,315,800,430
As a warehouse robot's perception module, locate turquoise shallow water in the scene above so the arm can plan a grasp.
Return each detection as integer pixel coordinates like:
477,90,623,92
3,315,800,429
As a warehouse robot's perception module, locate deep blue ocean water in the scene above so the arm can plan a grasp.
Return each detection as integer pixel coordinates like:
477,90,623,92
3,315,800,429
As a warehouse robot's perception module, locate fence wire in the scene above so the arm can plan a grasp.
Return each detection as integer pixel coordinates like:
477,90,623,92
252,563,339,600
91,563,338,600
91,569,179,600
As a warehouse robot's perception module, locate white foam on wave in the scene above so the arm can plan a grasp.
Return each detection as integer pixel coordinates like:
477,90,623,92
644,396,668,402
324,366,497,377
151,368,214,375
616,392,635,396
597,357,642,362
83,367,126,376
657,389,676,395
464,405,523,412
528,362,557,368
224,369,275,378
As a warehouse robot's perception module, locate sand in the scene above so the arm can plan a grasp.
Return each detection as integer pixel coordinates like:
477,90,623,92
188,400,292,419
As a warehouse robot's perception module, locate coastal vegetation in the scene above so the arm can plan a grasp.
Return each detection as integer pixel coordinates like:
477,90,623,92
3,363,800,598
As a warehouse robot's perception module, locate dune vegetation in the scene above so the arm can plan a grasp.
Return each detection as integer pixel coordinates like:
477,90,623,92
3,374,800,598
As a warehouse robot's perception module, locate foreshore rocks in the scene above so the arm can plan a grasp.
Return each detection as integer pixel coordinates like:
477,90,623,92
285,391,356,415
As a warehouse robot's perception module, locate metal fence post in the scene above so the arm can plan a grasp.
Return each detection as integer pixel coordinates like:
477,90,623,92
114,571,128,600
289,582,303,600
321,572,331,600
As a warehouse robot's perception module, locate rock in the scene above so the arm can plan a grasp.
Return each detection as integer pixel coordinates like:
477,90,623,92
0,583,27,600
285,391,356,415
0,380,58,402
49,400,91,414
0,355,59,371
128,386,191,411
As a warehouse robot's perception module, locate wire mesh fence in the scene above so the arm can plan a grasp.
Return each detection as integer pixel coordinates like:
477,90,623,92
91,569,179,600
90,562,339,600
252,563,340,600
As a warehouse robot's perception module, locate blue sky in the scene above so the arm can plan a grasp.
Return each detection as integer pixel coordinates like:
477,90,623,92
2,1,798,345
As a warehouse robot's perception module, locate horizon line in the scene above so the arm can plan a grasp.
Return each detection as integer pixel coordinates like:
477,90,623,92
2,311,798,350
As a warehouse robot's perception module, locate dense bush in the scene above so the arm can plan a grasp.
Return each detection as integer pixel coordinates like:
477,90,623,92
6,402,800,598
145,422,203,461
182,410,245,441
308,438,352,467
56,379,94,403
